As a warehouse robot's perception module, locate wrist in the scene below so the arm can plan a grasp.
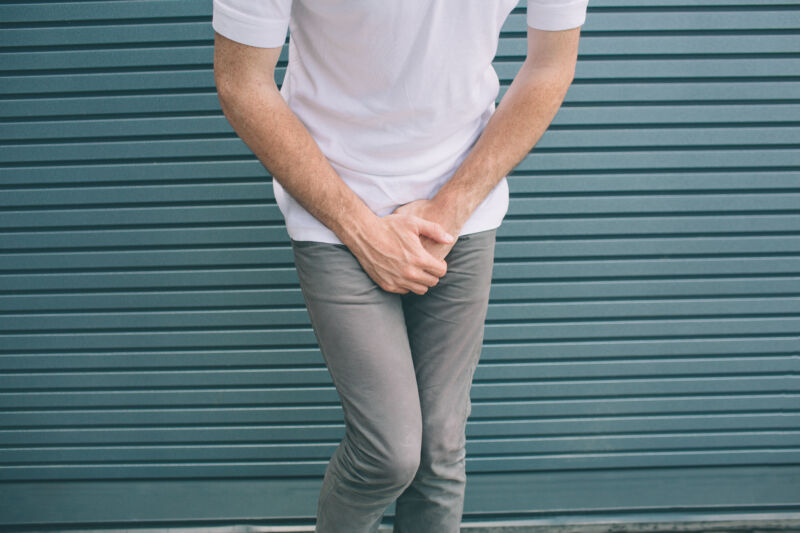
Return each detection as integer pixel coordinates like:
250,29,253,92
334,203,379,252
429,189,472,236
431,152,499,235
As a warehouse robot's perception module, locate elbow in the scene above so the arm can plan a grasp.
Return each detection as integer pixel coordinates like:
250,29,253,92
214,68,280,112
541,59,577,89
517,59,576,100
213,70,257,134
214,67,239,111
560,65,577,98
214,69,255,123
562,62,577,87
214,78,238,126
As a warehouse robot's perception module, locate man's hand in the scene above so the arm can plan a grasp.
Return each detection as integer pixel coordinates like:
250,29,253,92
344,212,456,295
392,199,461,263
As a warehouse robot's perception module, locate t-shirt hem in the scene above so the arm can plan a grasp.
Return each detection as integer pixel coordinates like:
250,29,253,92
283,176,509,246
286,217,505,247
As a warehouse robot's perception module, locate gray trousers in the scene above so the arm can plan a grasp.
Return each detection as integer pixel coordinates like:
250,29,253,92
290,228,497,533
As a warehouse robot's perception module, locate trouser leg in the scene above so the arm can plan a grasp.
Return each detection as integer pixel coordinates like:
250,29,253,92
393,228,497,533
291,240,423,533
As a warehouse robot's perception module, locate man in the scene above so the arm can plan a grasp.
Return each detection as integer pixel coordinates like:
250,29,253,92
212,1,586,531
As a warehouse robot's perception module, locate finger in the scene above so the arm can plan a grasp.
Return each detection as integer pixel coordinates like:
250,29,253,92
419,255,447,278
406,281,430,295
386,280,416,295
411,269,440,288
417,254,449,278
406,243,446,278
404,228,449,277
382,283,409,295
414,217,455,245
399,262,440,288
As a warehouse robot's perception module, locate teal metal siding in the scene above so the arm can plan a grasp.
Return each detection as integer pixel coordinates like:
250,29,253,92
1,0,799,528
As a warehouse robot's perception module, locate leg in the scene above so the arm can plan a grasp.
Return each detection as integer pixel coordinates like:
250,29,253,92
291,240,423,533
394,228,497,533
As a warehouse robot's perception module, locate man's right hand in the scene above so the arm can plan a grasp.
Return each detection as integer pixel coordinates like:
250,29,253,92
345,213,455,295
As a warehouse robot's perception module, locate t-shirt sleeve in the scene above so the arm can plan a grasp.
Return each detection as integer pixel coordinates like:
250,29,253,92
527,0,589,31
212,0,292,48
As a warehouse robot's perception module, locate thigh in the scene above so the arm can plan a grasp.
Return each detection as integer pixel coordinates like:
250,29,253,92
400,228,497,442
291,240,422,461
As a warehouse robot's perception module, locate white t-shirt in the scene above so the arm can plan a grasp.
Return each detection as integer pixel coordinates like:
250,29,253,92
213,0,588,244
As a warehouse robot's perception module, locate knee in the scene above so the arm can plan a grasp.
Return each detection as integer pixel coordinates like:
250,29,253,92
346,434,421,492
380,443,421,489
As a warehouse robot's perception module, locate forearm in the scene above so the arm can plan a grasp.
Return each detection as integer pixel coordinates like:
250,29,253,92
216,80,377,247
431,59,576,232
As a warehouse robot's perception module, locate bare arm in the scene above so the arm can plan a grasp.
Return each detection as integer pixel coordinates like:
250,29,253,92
213,32,454,294
394,25,582,258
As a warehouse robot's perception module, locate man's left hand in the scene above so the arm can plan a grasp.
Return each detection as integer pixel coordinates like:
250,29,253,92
392,199,460,262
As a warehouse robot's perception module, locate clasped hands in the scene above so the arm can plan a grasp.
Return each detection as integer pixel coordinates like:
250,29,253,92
348,198,461,296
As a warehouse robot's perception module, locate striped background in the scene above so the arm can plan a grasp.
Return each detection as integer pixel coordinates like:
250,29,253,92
1,0,799,528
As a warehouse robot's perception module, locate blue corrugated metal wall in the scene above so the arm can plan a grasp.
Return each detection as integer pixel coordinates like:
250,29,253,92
1,0,799,529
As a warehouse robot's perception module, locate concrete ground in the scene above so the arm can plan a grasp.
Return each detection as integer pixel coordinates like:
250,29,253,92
5,518,800,533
